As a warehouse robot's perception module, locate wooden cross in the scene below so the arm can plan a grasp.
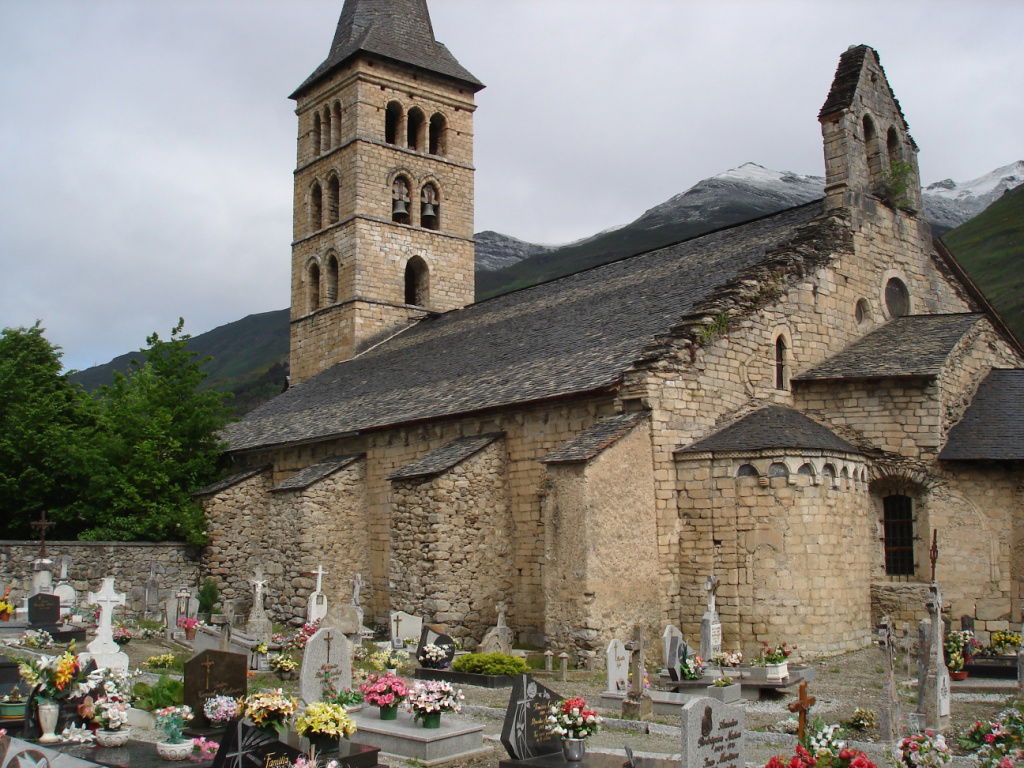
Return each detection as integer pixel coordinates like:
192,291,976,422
787,681,816,742
929,530,939,582
30,510,56,557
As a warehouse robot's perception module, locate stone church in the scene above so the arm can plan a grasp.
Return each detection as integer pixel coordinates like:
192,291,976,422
199,0,1024,658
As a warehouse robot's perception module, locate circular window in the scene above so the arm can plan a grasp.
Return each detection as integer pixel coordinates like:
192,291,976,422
855,298,871,325
885,278,910,317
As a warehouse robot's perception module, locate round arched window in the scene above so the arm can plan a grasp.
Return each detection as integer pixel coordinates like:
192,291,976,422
855,298,871,325
885,278,910,317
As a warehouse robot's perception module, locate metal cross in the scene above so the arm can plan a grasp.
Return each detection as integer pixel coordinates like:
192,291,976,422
202,658,215,688
30,510,56,557
787,681,817,742
929,530,939,582
325,631,333,664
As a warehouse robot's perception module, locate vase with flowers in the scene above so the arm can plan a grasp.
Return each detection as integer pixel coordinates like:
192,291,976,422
242,690,298,735
269,654,299,681
296,701,357,752
177,617,200,641
18,650,86,743
359,674,408,720
406,680,464,728
76,668,137,747
546,697,601,762
944,630,977,680
0,597,14,622
154,705,194,760
203,694,240,726
756,642,795,682
112,625,133,646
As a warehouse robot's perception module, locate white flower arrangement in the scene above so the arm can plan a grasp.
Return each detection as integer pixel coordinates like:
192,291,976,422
546,697,601,740
709,650,744,667
808,722,846,758
417,643,448,669
406,680,464,722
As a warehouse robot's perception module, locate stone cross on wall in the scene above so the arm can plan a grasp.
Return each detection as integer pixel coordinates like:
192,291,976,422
877,618,901,743
622,624,652,719
705,574,719,614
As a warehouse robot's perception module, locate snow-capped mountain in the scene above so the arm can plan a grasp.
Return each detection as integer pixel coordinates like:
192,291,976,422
923,161,1024,231
474,161,1024,276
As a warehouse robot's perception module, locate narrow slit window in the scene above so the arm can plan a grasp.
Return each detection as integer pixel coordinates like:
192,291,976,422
883,495,914,576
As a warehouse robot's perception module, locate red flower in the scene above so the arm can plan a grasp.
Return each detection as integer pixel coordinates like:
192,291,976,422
838,750,854,760
765,758,788,768
849,753,876,768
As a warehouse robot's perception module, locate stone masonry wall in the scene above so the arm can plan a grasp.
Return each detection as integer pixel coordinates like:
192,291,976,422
0,541,200,615
542,420,661,654
389,440,512,644
676,451,873,658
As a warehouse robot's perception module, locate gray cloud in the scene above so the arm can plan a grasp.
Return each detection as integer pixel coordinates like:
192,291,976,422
1,0,1021,371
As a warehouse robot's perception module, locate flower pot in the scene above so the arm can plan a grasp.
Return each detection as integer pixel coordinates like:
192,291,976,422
184,627,197,642
706,683,741,703
378,704,398,720
114,637,131,646
156,740,193,761
305,733,338,753
95,727,132,747
420,711,441,729
0,612,11,622
0,701,27,720
37,699,61,744
950,669,968,681
765,662,788,682
275,669,297,681
562,738,586,762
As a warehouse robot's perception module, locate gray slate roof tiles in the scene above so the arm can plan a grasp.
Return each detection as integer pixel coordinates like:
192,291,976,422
940,370,1024,461
542,412,647,464
387,433,503,481
675,406,859,455
819,44,910,134
193,466,270,497
272,454,363,492
795,314,982,382
292,0,483,98
224,203,826,453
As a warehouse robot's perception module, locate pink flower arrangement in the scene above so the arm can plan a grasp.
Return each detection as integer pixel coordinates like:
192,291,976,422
190,737,219,761
177,617,200,630
359,674,409,708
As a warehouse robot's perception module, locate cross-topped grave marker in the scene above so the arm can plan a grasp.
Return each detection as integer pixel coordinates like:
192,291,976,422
622,624,652,719
701,573,722,660
877,618,901,744
787,681,816,742
245,567,272,642
929,530,939,582
305,564,328,624
30,510,56,558
82,577,129,672
922,581,951,731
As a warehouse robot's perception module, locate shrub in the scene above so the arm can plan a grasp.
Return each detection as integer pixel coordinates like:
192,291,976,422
451,653,527,676
133,675,184,711
197,578,219,615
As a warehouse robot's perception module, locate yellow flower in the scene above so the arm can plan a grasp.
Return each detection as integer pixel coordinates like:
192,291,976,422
296,702,356,738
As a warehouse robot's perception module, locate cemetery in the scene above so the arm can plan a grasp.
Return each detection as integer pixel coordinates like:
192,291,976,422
3,529,1024,768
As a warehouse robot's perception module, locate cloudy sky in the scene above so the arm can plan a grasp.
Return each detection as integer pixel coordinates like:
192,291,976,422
1,0,1021,372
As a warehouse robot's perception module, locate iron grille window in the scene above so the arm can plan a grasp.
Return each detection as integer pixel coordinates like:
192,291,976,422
883,494,914,576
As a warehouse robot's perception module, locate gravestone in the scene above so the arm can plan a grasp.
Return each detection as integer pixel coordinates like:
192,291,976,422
921,583,950,731
306,565,329,625
479,601,514,655
80,577,128,673
184,649,248,728
680,696,745,768
877,618,901,743
666,635,682,681
416,625,456,668
700,574,722,661
27,593,59,626
30,558,54,597
623,624,652,719
663,624,684,670
323,602,361,637
605,638,629,692
164,589,199,639
213,719,304,768
53,556,77,616
246,568,272,643
500,674,562,760
0,654,21,697
390,611,423,650
300,627,352,706
143,563,162,618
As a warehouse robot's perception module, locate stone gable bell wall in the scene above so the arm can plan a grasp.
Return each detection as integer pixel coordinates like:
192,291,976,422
541,422,660,654
388,439,512,645
202,460,368,624
676,451,873,657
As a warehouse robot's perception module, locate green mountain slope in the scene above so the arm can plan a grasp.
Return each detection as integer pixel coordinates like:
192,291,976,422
70,309,289,414
942,184,1024,343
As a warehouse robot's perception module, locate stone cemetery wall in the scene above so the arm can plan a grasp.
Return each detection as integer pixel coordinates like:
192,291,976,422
675,452,873,656
0,541,199,611
542,421,660,654
203,460,369,624
389,439,513,644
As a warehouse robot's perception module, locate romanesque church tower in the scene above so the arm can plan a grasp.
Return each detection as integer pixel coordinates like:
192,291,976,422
288,0,483,384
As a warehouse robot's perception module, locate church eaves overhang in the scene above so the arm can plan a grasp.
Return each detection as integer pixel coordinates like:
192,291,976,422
674,406,859,457
940,369,1024,461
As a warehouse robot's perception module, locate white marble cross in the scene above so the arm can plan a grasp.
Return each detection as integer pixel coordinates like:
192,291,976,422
250,568,267,607
83,577,129,672
705,574,719,614
313,564,328,593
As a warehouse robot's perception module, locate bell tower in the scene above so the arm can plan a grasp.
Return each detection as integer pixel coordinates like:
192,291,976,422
288,0,483,385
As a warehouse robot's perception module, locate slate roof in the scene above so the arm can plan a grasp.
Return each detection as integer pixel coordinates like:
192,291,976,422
387,433,503,481
940,370,1024,461
675,406,859,455
272,455,363,492
193,466,270,497
224,202,828,453
542,412,647,464
819,44,910,133
291,0,483,99
795,314,982,382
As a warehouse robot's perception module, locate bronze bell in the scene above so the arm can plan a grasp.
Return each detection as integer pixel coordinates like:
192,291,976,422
392,198,408,215
422,202,436,217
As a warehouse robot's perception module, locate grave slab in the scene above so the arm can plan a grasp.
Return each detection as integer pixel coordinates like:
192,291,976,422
349,707,487,766
680,696,745,768
598,689,694,715
499,752,678,768
414,667,513,688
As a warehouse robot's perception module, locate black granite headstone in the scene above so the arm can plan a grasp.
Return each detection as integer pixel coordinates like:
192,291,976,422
666,636,681,681
27,594,59,626
184,650,248,728
416,625,456,668
213,720,304,768
500,674,562,760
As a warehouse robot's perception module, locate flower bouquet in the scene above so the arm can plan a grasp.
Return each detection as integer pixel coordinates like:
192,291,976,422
369,648,409,673
177,617,201,640
21,629,55,649
0,597,14,621
896,731,951,768
763,744,877,768
417,643,449,670
406,680,464,728
112,625,134,646
546,697,600,761
269,654,299,680
18,650,84,700
709,650,744,668
203,695,240,724
989,630,1023,656
756,642,795,665
154,705,194,759
191,737,220,762
359,674,408,720
680,654,704,680
242,690,298,734
296,701,356,749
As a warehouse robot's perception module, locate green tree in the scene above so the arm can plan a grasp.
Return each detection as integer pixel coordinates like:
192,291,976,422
0,323,97,538
82,319,231,544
